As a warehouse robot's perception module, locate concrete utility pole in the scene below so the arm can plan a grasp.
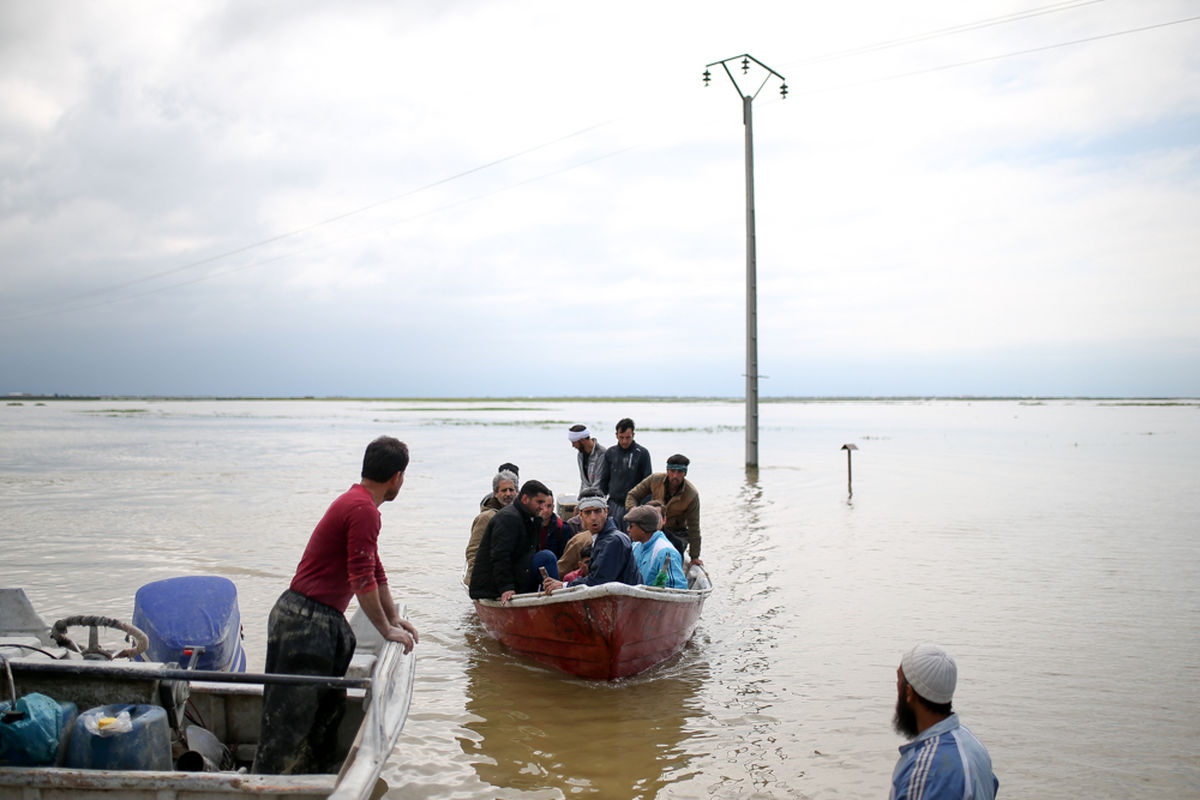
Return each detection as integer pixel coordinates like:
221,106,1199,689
704,54,786,470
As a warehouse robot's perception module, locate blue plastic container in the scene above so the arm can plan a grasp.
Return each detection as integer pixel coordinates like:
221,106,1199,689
64,704,171,771
132,575,247,672
0,694,76,766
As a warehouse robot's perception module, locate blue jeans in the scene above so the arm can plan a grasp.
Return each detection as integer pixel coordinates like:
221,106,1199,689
531,550,559,583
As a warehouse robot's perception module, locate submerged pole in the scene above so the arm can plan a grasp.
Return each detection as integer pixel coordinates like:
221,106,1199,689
841,443,858,497
703,54,787,471
744,92,758,469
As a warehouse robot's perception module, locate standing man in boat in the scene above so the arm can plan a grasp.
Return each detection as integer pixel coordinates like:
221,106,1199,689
568,424,606,495
890,643,998,800
624,454,703,565
464,469,519,584
469,479,558,604
542,489,638,590
599,417,652,530
254,435,419,775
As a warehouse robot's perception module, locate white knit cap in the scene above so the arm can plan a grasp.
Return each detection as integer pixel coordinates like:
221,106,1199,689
901,643,957,704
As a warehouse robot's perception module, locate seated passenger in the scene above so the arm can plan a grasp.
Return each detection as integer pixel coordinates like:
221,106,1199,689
542,489,638,591
561,544,592,583
464,469,518,584
625,505,688,589
469,480,558,604
537,490,573,558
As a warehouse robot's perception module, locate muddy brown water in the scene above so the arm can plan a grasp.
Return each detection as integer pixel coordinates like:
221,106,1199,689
2,398,1197,798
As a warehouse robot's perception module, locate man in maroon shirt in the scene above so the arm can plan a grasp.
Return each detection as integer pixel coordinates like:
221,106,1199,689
253,436,419,775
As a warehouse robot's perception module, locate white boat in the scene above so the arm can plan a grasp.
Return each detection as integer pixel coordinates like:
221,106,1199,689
0,579,415,799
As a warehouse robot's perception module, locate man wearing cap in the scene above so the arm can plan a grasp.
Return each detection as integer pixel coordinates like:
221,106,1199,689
626,505,687,589
891,643,998,800
624,454,703,565
568,424,606,495
542,489,638,591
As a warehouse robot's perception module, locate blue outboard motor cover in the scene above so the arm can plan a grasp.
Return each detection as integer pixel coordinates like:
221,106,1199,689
132,576,246,672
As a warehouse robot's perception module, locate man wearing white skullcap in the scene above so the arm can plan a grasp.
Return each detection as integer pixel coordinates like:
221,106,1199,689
890,643,998,800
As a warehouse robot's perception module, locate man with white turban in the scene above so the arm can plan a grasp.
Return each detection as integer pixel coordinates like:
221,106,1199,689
567,424,606,495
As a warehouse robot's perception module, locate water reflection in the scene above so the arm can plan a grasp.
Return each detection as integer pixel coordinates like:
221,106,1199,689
460,621,709,798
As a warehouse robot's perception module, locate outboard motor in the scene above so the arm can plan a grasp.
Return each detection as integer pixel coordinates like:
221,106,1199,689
132,576,247,673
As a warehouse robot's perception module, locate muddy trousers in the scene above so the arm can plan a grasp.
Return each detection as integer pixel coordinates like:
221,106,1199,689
252,589,356,775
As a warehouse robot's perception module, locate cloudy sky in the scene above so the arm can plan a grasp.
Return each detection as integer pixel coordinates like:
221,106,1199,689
2,0,1197,398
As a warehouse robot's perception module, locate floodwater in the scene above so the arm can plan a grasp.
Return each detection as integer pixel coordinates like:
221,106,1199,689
1,398,1197,798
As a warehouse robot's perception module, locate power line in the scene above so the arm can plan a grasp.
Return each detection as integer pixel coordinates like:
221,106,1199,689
12,122,613,315
788,0,1113,66
1,146,634,322
6,7,1195,321
791,13,1200,97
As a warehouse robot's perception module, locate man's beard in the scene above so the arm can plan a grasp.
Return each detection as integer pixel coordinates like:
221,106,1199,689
893,692,919,740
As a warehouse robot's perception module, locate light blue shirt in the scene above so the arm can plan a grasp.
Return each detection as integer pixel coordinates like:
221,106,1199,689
632,530,687,589
890,714,998,800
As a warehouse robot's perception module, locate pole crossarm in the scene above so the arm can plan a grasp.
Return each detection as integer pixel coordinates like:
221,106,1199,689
703,54,787,100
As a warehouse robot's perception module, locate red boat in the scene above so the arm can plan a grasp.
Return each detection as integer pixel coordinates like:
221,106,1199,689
472,566,712,680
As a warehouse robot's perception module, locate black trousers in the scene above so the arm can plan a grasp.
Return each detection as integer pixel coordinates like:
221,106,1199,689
663,528,689,559
252,590,356,775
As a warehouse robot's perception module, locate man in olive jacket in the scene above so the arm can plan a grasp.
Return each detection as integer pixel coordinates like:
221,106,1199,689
469,480,553,604
624,454,703,565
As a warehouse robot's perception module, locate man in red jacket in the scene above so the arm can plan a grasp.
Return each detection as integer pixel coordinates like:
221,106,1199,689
253,436,419,775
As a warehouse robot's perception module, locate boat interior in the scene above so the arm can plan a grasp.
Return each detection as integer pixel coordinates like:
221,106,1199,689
0,587,390,799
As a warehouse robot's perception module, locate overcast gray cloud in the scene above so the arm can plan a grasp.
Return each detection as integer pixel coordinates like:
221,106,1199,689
2,0,1197,397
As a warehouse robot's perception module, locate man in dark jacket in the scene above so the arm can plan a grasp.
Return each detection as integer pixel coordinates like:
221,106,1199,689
599,417,652,529
469,480,554,604
541,489,638,592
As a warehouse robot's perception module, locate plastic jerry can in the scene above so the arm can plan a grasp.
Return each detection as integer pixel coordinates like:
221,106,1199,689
64,704,171,771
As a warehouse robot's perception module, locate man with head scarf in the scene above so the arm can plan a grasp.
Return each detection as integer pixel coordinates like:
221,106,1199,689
624,454,703,565
567,424,606,495
541,489,638,591
890,643,998,799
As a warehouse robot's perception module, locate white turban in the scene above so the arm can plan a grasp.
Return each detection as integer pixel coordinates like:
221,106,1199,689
568,427,591,443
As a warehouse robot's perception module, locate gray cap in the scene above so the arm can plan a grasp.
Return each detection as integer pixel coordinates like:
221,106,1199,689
901,643,957,704
624,505,661,532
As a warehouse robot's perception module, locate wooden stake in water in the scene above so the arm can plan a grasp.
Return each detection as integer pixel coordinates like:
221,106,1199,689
841,443,858,498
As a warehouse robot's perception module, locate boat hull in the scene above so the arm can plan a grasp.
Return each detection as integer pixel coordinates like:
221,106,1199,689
474,582,709,680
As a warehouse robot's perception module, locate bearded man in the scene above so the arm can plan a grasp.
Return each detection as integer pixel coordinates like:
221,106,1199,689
890,643,998,800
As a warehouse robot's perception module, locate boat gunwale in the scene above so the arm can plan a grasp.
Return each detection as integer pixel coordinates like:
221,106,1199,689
473,581,712,610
